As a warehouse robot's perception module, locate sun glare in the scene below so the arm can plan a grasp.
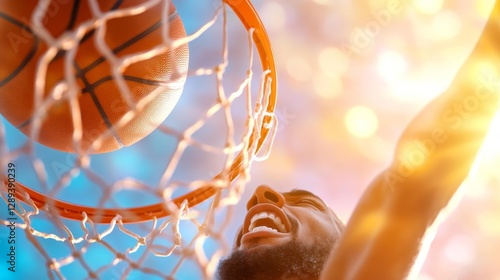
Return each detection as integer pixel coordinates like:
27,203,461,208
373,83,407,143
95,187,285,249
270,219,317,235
476,0,496,18
345,106,379,138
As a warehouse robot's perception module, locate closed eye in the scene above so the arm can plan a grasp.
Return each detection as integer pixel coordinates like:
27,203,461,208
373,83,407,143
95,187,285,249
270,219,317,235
282,189,328,212
293,198,326,211
297,199,316,206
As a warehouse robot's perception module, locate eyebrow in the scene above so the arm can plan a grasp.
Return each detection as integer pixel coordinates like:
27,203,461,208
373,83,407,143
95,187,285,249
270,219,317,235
282,189,319,198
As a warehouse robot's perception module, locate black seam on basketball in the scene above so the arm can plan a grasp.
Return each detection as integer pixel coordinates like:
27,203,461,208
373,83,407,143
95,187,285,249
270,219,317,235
83,75,176,91
80,20,162,74
0,12,39,88
124,75,176,87
111,20,163,56
110,0,125,11
73,62,125,147
13,1,161,149
53,0,82,61
65,0,81,31
74,19,164,149
55,0,122,61
17,118,31,130
16,17,162,145
169,11,179,22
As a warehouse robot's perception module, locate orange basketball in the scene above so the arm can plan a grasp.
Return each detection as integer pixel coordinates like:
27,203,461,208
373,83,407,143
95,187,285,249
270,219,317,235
0,0,189,153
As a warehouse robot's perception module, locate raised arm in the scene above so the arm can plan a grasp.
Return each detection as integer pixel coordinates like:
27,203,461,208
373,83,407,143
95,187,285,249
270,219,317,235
321,3,500,280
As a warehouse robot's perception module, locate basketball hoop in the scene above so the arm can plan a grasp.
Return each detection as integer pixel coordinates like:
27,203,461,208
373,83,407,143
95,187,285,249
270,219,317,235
0,0,276,278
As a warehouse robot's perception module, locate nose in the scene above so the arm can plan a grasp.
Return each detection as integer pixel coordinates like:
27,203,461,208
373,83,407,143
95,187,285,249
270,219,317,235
246,185,285,210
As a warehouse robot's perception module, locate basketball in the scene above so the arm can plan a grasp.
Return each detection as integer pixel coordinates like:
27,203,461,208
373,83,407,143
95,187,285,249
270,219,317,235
0,0,189,153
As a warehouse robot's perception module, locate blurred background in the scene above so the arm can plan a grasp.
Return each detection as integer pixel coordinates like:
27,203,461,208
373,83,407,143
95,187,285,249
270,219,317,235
1,0,499,279
230,0,500,279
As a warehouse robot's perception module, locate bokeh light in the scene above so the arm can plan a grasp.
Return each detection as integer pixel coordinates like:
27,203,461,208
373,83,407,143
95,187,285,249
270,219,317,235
313,72,343,99
377,50,409,82
412,0,444,15
236,1,500,279
478,212,500,237
251,1,500,279
1,1,499,280
432,10,462,40
476,0,496,18
318,47,350,77
344,106,379,138
443,235,476,265
389,74,448,103
471,59,500,79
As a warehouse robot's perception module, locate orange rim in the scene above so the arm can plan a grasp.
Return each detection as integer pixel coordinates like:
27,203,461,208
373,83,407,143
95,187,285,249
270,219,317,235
7,0,277,224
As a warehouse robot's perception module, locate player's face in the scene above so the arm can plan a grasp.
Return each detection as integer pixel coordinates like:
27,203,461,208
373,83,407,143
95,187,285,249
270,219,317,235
234,185,344,251
216,186,344,279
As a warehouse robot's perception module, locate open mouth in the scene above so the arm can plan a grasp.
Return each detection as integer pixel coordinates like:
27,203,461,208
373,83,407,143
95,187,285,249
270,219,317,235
237,203,292,247
248,211,286,233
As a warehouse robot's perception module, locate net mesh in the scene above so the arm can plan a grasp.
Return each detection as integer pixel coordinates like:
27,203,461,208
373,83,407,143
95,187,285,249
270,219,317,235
0,0,276,279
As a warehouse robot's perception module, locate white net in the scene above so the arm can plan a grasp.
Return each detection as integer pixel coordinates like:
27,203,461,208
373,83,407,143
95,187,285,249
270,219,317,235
0,0,276,279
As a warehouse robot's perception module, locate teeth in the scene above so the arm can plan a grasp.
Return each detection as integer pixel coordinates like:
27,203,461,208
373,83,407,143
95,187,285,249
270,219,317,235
251,226,278,233
247,211,286,233
250,215,258,224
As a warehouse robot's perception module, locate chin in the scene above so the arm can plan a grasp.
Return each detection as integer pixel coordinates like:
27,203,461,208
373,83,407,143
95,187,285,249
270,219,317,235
217,236,334,280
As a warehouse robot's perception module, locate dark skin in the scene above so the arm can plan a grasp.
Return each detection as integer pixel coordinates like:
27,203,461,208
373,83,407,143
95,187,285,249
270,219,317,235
219,2,499,280
321,2,500,279
219,187,345,280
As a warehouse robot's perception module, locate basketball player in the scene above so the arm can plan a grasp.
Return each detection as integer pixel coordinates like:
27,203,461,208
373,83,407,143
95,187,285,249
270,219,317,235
217,186,345,279
217,1,500,279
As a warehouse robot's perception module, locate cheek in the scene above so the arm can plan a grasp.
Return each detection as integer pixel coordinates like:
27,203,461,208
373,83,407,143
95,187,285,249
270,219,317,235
291,209,338,240
306,219,336,237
